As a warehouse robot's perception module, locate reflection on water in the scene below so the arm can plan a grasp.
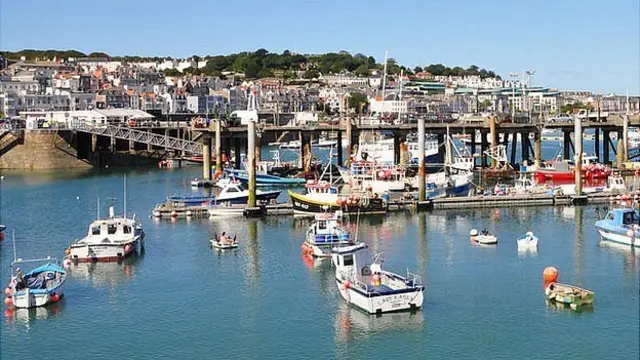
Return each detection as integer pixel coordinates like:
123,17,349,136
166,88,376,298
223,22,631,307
68,256,139,287
545,300,595,314
517,247,538,258
599,241,640,277
333,303,424,343
4,300,65,328
574,206,584,284
245,220,260,286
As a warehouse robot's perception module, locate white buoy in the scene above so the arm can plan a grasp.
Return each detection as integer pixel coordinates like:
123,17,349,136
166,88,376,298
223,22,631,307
76,196,80,200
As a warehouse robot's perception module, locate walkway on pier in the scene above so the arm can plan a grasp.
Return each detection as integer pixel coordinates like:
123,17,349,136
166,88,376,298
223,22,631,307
69,121,203,155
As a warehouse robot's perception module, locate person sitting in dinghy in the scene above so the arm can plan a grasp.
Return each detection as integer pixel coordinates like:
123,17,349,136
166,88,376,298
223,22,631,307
219,232,235,245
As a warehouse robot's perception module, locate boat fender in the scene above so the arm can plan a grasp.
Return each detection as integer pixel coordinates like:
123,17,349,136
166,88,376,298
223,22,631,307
50,293,60,303
4,297,13,307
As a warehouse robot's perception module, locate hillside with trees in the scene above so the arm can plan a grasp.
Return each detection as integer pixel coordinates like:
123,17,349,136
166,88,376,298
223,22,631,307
0,48,502,81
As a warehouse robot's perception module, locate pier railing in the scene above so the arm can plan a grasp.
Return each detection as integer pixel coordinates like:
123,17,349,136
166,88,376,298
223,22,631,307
68,121,203,155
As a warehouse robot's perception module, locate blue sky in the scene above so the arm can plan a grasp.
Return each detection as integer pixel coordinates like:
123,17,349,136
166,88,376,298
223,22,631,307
2,0,639,94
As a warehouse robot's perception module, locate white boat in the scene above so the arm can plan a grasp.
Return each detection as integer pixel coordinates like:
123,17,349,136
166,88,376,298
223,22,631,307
210,234,238,249
279,140,301,149
207,203,247,217
67,176,144,262
469,229,498,244
302,213,352,258
313,138,338,148
215,181,281,205
517,231,538,249
5,232,67,309
356,138,439,164
347,161,407,194
332,243,424,314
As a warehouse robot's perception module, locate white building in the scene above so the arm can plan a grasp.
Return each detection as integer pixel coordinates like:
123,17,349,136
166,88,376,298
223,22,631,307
369,97,408,114
322,74,369,86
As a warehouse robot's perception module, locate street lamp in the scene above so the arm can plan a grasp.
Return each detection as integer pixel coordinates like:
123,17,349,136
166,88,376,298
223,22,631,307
525,69,535,120
510,72,519,120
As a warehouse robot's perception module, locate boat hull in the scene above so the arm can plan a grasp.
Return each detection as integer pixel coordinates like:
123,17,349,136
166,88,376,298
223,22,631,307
336,278,424,314
217,191,281,205
12,284,65,309
233,173,306,187
289,192,388,216
471,235,497,244
207,206,246,217
69,236,143,263
595,228,640,247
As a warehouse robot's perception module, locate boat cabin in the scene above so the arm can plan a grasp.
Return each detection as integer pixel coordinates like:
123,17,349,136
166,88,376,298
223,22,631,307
602,208,639,227
308,214,350,244
81,209,138,244
305,180,338,195
332,243,368,275
607,173,626,191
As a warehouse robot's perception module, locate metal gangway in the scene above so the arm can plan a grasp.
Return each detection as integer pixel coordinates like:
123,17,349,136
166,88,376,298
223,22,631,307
69,121,203,155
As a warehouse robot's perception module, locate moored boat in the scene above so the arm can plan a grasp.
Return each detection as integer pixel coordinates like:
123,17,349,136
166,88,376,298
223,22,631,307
517,231,538,249
302,213,352,258
594,208,640,247
210,234,238,249
5,232,67,309
169,194,216,206
191,178,215,188
207,203,247,217
215,182,281,205
289,181,388,216
545,282,595,310
332,243,424,314
470,229,498,244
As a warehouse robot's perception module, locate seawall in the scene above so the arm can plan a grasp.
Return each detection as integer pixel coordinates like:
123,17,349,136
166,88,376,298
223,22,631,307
0,130,92,170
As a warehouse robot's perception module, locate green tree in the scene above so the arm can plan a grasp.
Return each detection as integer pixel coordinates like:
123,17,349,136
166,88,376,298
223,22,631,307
413,66,423,73
163,68,182,76
88,51,109,58
479,99,492,111
355,64,370,77
303,69,321,79
348,92,368,114
257,69,274,78
245,60,261,78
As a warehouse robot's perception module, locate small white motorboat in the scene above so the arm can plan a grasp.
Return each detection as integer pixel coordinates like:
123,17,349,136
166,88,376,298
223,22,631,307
469,229,498,244
207,203,246,217
210,234,238,249
517,231,539,249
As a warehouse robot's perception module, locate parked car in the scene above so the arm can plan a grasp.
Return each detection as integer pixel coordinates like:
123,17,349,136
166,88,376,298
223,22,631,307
548,115,573,123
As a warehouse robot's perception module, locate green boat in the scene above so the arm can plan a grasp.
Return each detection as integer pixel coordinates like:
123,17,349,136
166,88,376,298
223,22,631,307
545,282,595,310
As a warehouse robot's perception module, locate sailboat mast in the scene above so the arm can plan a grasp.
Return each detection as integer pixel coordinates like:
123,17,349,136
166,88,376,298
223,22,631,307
12,229,17,263
381,50,388,106
97,196,100,220
123,174,127,218
397,69,403,120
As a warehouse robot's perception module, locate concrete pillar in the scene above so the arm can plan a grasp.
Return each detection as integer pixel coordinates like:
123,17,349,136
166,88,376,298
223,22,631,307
215,120,222,172
202,132,212,180
437,133,445,164
510,133,517,167
255,133,261,163
574,117,583,196
522,132,530,164
534,130,541,168
91,133,97,152
418,117,426,202
336,130,343,166
110,136,116,153
247,121,256,207
129,139,135,154
393,133,401,165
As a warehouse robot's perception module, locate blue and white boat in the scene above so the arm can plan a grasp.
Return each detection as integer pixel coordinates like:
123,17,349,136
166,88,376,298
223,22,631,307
169,195,216,206
594,208,640,247
229,171,306,187
215,182,281,205
302,213,352,258
332,243,424,314
5,232,67,309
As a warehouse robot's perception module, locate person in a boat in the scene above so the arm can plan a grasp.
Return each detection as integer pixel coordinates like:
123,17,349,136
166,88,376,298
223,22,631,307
14,268,26,291
219,232,233,245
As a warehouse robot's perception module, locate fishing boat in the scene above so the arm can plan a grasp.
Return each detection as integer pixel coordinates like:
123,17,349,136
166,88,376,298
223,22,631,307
332,243,424,314
517,231,539,249
210,234,238,249
215,181,281,205
169,195,216,206
67,176,145,262
469,229,498,244
302,213,352,258
594,208,640,247
279,140,301,149
229,172,306,187
545,282,595,310
289,181,388,216
347,161,407,194
190,178,215,188
5,232,67,309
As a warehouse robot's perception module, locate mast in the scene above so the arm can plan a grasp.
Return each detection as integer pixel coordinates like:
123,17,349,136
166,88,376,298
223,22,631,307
97,196,100,220
381,50,388,106
397,69,403,120
123,174,127,218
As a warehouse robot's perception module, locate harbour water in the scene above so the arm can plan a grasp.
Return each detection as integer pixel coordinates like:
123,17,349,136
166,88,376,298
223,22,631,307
1,165,638,359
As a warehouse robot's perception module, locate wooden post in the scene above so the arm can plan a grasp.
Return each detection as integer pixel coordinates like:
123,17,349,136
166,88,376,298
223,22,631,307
298,131,304,169
623,114,629,162
247,121,256,207
215,120,222,172
91,133,97,152
574,117,583,196
345,116,352,164
534,130,541,168
202,132,212,180
337,130,343,166
489,115,497,168
418,117,426,202
603,129,610,164
563,130,571,160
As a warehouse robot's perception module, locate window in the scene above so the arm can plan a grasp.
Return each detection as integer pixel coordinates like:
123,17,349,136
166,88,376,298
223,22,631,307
123,226,131,234
318,221,326,230
343,255,354,266
606,212,615,221
227,187,239,193
92,226,100,235
107,224,117,234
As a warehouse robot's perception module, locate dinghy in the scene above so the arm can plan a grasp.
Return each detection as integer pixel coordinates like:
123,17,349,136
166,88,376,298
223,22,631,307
469,229,498,244
517,231,538,249
545,282,594,310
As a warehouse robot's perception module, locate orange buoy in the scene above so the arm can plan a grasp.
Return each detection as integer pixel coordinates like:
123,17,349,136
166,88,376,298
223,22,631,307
4,297,13,307
50,294,60,303
543,266,558,285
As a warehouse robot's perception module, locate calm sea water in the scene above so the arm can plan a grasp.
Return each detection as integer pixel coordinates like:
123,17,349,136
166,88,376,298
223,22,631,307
1,146,638,359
